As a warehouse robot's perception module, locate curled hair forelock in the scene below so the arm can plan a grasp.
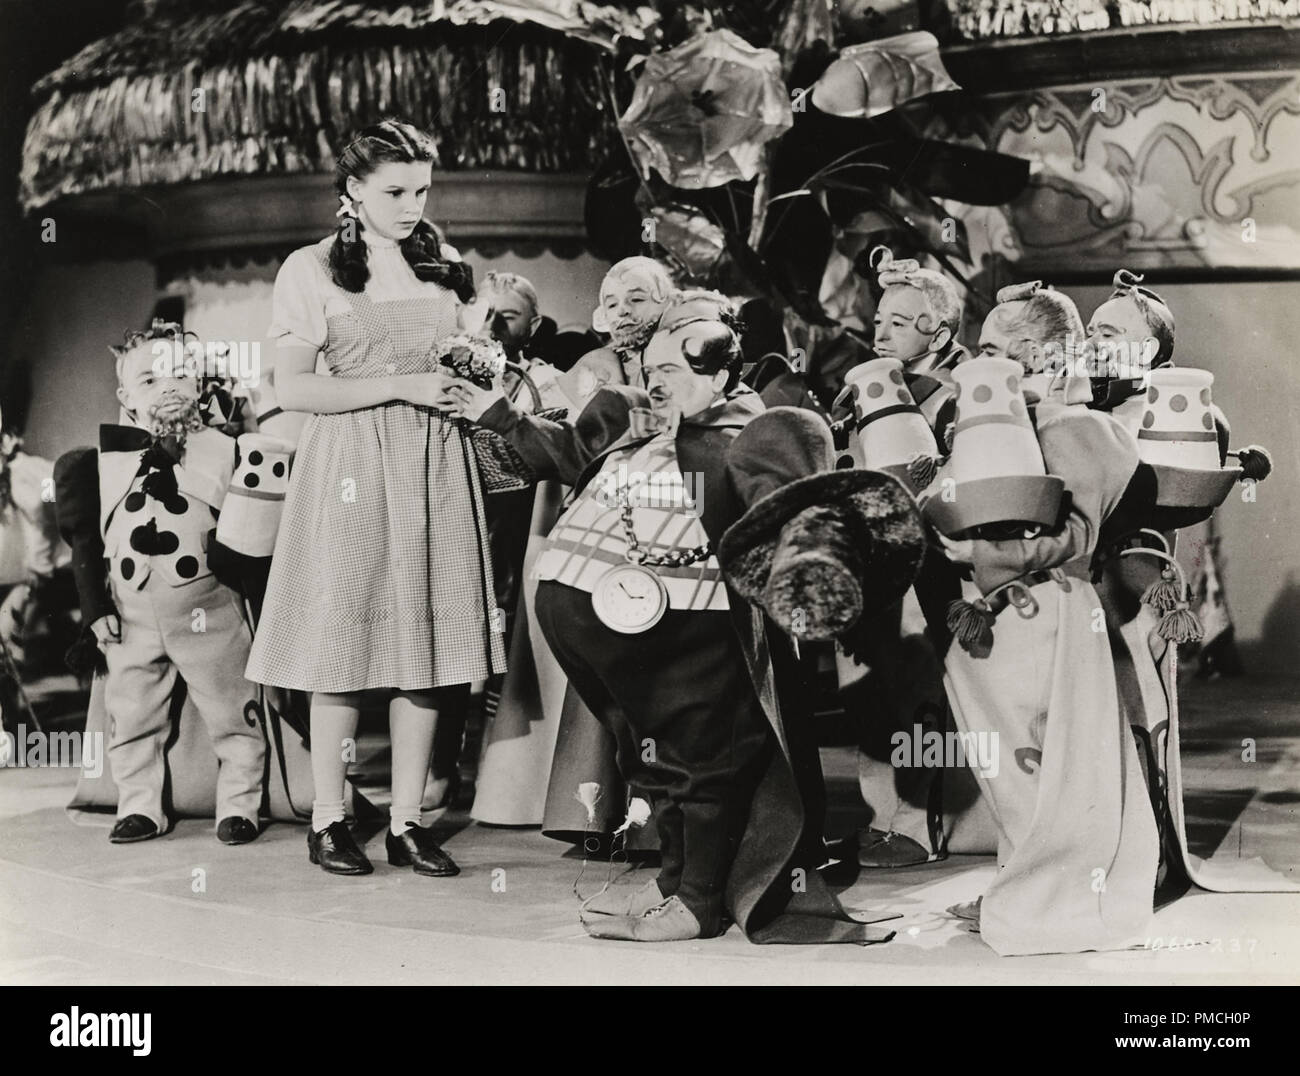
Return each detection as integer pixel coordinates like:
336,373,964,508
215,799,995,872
675,320,744,393
1108,269,1175,367
895,271,962,338
110,319,195,382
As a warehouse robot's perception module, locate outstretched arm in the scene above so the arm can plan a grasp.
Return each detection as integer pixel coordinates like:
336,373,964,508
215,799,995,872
451,380,639,486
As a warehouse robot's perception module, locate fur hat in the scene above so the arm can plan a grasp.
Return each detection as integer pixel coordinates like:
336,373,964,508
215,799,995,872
719,465,925,641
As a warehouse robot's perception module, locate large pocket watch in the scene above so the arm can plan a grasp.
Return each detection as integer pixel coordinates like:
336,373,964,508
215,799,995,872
588,492,711,634
590,555,670,634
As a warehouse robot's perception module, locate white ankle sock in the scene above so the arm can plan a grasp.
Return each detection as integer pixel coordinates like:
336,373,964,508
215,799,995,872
390,804,422,837
312,799,345,833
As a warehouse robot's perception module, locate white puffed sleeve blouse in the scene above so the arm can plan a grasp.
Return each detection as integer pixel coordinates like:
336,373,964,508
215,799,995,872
267,234,488,350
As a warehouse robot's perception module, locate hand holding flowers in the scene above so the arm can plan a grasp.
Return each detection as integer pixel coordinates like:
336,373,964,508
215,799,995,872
434,332,508,421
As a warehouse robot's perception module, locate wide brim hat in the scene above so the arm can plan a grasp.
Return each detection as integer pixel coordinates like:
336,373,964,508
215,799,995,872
719,467,926,630
920,472,1065,538
1150,461,1241,509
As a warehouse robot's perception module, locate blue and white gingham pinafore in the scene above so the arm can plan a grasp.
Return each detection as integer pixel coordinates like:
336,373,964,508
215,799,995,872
246,248,507,693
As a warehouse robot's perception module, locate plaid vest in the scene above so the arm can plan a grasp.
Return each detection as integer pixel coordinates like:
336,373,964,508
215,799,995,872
535,433,730,612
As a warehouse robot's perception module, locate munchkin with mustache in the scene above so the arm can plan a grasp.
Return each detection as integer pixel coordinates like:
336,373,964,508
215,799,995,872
54,320,267,846
447,292,926,944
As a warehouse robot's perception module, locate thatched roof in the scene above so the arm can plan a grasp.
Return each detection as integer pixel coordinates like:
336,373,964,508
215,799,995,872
21,0,656,210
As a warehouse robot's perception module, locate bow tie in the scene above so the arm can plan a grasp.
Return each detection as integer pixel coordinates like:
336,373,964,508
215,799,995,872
100,425,185,500
627,407,681,440
99,425,184,460
100,424,152,454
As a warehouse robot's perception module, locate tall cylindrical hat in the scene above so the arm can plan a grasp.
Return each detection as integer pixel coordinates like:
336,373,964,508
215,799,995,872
1137,368,1240,507
920,357,1064,536
215,433,294,557
843,359,938,494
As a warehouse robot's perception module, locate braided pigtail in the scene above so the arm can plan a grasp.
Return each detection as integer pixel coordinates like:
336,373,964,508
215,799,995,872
402,220,476,303
327,196,369,293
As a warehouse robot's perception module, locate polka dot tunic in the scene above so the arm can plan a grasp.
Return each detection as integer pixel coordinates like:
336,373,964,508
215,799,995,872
104,476,214,589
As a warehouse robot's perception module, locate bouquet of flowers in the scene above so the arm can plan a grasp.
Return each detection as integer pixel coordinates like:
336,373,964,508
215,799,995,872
434,332,507,390
431,332,533,494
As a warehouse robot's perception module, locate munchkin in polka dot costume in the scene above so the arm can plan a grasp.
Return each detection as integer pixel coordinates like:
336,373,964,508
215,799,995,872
53,321,267,848
1085,270,1288,900
935,283,1163,955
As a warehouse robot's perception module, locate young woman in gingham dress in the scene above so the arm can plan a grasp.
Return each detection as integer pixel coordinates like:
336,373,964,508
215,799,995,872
246,120,506,878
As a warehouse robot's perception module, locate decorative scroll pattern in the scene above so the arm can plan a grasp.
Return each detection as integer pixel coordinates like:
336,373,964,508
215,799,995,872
925,71,1300,272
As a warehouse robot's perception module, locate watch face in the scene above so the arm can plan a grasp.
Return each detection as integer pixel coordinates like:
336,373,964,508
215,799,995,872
592,563,668,634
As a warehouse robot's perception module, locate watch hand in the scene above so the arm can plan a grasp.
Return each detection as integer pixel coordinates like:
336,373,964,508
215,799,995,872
618,582,634,598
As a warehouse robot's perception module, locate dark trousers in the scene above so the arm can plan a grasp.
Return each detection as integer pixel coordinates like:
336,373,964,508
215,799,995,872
535,580,772,933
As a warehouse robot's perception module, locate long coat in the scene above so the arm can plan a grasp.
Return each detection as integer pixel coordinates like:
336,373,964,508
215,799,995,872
479,383,889,942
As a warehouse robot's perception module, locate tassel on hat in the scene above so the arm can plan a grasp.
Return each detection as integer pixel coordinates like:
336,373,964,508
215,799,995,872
946,598,995,652
1140,567,1183,614
908,452,939,489
1151,565,1204,644
1159,600,1204,645
1234,445,1272,483
945,578,1045,654
1121,545,1204,643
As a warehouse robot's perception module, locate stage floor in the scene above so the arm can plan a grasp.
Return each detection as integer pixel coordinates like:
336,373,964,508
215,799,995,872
2,674,1297,985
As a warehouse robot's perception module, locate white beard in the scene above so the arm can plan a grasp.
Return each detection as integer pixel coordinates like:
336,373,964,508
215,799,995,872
144,395,204,440
610,319,657,356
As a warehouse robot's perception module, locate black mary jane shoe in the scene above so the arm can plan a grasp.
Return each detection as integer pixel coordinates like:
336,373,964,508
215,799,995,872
217,817,260,846
307,821,374,876
386,824,460,877
109,814,160,844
